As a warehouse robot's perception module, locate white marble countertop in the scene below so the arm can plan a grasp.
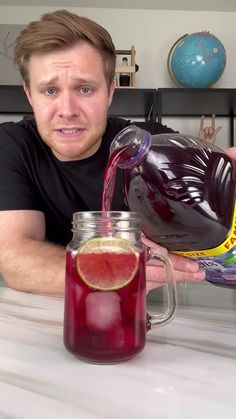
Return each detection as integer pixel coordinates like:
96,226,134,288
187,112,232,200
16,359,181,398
0,279,235,419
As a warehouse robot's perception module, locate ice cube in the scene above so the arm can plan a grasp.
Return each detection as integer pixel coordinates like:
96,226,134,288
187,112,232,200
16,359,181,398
86,292,121,331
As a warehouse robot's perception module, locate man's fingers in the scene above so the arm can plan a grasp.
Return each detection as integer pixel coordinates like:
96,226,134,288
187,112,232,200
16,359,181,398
147,264,205,281
141,234,168,257
146,265,205,293
145,243,204,274
168,252,201,273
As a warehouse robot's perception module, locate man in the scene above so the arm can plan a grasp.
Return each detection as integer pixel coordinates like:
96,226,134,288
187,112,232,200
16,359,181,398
0,10,206,296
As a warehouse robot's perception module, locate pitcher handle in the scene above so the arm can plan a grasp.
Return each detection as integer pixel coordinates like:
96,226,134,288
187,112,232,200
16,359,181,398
146,248,178,331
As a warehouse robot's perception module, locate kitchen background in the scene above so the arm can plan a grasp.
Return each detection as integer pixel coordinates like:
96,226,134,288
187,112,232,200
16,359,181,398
0,0,235,310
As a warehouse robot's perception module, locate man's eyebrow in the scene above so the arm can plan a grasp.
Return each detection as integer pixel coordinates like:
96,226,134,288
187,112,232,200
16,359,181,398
36,77,58,88
71,77,99,85
36,77,99,89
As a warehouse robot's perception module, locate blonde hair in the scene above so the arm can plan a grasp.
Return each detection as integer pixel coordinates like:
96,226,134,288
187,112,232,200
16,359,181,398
14,9,116,89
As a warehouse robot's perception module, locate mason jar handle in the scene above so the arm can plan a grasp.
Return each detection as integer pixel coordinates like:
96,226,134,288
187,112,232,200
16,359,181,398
146,248,177,331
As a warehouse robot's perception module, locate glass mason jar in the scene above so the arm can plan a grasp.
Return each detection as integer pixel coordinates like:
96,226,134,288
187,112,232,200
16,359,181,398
63,211,177,364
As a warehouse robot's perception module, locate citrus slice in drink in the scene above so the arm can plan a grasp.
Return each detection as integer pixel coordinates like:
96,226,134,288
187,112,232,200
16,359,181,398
76,237,139,291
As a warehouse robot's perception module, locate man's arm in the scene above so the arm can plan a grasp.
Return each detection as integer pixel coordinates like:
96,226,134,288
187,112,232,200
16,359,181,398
0,210,65,296
0,210,205,297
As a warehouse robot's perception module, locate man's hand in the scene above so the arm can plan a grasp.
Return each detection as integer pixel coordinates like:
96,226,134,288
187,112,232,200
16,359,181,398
225,147,236,160
199,114,222,144
141,236,205,293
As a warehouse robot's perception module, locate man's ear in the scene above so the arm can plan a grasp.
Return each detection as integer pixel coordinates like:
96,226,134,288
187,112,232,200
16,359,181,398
23,83,33,106
108,80,116,108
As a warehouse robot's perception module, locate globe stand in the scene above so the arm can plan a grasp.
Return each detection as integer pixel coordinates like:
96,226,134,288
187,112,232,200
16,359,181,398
167,34,188,88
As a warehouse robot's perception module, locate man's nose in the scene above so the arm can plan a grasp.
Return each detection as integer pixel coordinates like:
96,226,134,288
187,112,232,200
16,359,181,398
58,92,79,118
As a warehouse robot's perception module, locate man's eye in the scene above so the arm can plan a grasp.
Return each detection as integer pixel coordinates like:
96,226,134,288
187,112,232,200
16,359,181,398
80,87,92,95
44,88,56,96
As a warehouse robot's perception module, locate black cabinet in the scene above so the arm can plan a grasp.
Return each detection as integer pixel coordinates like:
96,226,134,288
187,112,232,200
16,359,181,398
157,88,236,147
0,85,32,114
0,85,157,120
110,88,236,146
0,86,235,145
109,88,157,121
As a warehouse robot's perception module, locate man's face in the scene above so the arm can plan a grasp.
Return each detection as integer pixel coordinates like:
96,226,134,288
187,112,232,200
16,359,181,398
24,42,115,161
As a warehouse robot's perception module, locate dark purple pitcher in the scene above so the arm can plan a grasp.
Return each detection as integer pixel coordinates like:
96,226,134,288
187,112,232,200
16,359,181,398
109,125,236,289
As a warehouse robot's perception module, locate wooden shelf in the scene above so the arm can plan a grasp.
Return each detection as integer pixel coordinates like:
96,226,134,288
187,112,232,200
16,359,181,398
115,46,136,87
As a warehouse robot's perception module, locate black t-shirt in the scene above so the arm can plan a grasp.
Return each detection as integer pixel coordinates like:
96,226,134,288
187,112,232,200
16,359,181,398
0,117,175,245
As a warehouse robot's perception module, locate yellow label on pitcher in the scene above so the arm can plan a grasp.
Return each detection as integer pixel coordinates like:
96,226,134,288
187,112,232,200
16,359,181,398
174,203,236,286
174,202,236,258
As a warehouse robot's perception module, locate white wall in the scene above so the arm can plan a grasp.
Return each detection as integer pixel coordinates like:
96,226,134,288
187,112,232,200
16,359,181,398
1,6,235,305
0,6,235,147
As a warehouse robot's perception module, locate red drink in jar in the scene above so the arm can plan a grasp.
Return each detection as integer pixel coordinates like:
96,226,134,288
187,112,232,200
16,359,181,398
63,179,176,361
64,245,146,363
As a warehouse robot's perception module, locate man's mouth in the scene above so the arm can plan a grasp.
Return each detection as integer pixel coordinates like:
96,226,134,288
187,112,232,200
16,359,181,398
55,128,86,139
59,128,80,134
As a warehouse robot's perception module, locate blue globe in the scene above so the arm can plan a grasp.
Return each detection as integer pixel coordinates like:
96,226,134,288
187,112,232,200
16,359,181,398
168,32,226,88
